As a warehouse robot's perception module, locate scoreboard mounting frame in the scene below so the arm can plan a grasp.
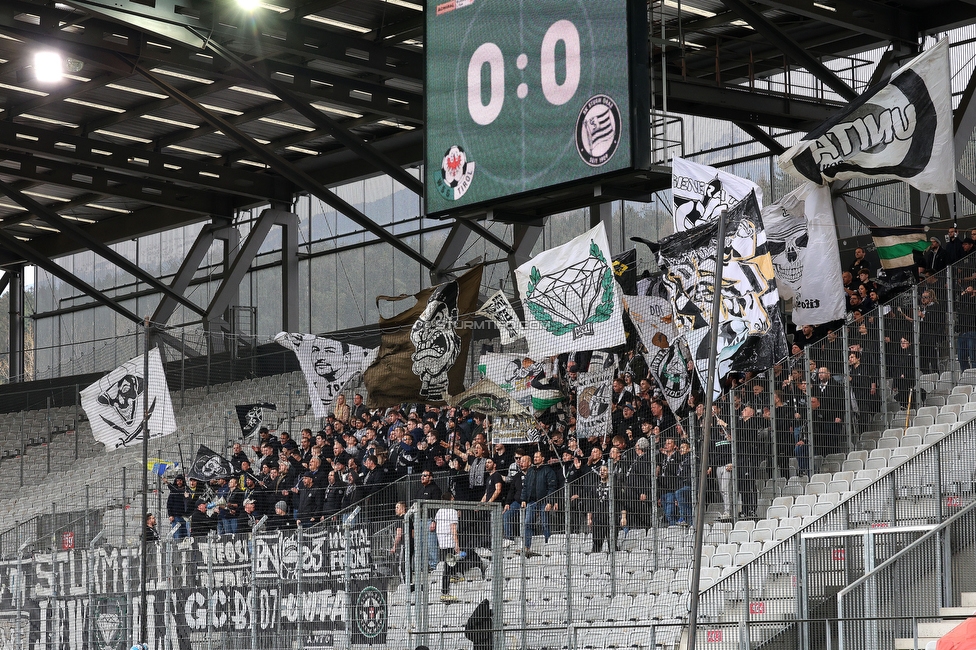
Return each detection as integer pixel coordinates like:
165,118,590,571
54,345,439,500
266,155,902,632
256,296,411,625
424,0,649,218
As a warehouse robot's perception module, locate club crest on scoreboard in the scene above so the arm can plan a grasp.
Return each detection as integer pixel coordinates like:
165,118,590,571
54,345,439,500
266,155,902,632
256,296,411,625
576,94,621,167
435,145,476,201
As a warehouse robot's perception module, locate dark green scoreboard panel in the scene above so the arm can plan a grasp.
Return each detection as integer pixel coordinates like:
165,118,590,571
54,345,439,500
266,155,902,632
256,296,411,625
425,0,648,216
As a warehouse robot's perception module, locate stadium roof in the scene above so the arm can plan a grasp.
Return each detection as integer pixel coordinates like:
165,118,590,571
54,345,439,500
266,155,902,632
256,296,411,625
0,0,973,271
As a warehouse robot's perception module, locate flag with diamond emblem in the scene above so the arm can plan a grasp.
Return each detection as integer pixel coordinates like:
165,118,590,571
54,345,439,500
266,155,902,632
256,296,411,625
515,223,625,360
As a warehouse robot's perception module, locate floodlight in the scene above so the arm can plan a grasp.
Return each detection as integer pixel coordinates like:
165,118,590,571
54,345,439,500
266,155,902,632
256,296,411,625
237,0,260,10
34,51,63,83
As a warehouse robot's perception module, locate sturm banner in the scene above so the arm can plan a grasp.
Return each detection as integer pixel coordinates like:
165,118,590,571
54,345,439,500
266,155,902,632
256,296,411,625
475,290,525,344
0,526,385,650
777,38,954,194
575,366,615,440
235,403,277,440
274,333,374,420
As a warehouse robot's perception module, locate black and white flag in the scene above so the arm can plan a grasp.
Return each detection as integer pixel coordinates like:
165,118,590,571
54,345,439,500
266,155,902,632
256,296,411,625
778,38,954,194
576,366,615,439
187,445,236,482
476,289,524,344
762,182,846,325
672,157,763,232
274,332,374,419
235,402,277,440
80,348,176,451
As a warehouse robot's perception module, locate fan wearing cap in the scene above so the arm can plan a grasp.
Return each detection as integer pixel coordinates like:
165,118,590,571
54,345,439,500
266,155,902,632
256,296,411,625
296,472,324,526
266,500,296,531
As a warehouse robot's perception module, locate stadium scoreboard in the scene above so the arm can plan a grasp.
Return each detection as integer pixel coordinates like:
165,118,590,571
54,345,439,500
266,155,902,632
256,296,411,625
425,0,649,217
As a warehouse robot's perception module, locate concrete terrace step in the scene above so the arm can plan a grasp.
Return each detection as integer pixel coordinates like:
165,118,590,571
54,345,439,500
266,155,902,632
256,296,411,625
894,595,976,649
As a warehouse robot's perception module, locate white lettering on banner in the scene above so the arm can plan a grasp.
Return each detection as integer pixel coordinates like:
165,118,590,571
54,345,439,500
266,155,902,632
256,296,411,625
811,105,916,168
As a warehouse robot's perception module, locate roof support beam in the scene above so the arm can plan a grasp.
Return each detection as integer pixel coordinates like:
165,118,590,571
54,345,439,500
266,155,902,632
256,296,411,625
749,0,916,43
719,0,859,101
199,36,424,196
132,61,435,270
0,229,141,324
0,179,208,317
734,122,786,155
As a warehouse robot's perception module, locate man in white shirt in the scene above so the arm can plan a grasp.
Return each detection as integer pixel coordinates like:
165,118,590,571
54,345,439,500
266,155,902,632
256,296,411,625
433,496,461,602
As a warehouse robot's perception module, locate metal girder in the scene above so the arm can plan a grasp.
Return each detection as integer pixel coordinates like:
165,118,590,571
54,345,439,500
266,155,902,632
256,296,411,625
199,37,424,195
720,0,858,102
151,222,239,326
954,63,976,167
734,122,786,155
0,229,141,324
204,209,299,331
0,120,282,203
506,223,544,306
663,77,843,129
749,0,916,43
430,221,471,283
0,178,208,317
6,267,23,382
0,150,230,218
132,62,435,270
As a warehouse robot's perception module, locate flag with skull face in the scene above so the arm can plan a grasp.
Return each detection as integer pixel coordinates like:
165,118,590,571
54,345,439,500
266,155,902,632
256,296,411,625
363,265,483,407
80,348,177,450
762,182,846,325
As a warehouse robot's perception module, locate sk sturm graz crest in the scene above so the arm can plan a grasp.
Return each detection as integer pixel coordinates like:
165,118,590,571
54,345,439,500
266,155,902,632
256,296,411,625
525,239,614,340
410,281,461,401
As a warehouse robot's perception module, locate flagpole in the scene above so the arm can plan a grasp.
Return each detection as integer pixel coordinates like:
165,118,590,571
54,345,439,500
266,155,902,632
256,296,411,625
140,316,150,644
687,210,728,650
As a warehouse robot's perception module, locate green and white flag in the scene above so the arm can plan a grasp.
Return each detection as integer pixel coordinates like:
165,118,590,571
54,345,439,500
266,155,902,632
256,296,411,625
515,223,625,360
870,225,929,270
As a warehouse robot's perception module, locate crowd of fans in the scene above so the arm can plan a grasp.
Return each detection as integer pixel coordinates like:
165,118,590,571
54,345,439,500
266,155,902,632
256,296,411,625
151,227,976,581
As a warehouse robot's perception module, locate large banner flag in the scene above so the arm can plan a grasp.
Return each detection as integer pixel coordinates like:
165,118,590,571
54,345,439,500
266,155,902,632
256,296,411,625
274,332,373,419
778,39,954,194
762,182,846,324
515,223,625,360
80,347,176,451
449,378,538,445
672,156,764,232
576,366,615,440
363,265,483,406
476,289,524,344
236,402,277,440
187,445,236,482
657,191,787,395
478,352,543,410
870,225,930,270
622,294,679,352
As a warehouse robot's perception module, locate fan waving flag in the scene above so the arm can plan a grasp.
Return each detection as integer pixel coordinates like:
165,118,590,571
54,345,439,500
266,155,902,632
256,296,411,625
274,332,373,419
147,458,179,476
363,266,483,407
762,182,846,325
187,445,235,482
870,225,929,270
236,403,276,440
657,191,787,396
80,347,176,451
778,39,954,194
515,223,625,360
672,157,764,232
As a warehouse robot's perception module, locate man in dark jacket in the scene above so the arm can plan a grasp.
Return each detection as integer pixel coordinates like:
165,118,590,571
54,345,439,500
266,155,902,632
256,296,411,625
165,475,191,540
520,450,557,557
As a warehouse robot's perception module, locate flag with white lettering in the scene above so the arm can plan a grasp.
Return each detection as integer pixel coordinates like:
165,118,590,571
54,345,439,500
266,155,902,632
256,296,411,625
476,290,525,344
672,157,764,232
778,39,954,194
762,182,846,325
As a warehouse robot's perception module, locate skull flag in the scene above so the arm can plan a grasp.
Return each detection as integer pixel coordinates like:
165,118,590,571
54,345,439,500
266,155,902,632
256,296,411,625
515,222,626,360
235,403,277,440
187,445,236,482
80,348,176,451
657,191,787,396
762,182,846,325
363,265,483,407
777,39,955,194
